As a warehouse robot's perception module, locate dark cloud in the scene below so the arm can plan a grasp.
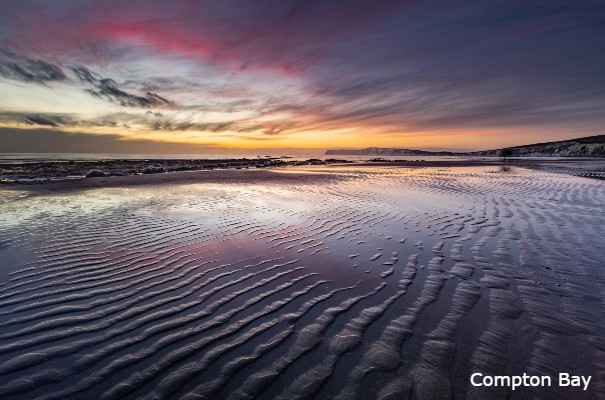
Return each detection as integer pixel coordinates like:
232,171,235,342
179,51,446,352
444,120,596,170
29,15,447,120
70,65,100,84
0,49,176,109
0,45,177,111
86,78,175,108
25,115,65,127
0,112,70,128
0,48,66,83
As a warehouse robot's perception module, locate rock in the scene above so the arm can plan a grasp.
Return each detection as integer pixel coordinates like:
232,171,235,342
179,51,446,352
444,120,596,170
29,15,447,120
85,170,109,178
142,167,164,174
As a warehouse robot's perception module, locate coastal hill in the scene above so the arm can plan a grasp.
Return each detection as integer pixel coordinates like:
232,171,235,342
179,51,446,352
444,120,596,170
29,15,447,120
326,135,605,157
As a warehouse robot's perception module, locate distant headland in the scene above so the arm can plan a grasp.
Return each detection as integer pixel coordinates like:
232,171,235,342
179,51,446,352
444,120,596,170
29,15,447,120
326,135,605,157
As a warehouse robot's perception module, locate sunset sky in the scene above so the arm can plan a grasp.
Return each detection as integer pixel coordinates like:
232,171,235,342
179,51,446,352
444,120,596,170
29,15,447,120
1,0,604,153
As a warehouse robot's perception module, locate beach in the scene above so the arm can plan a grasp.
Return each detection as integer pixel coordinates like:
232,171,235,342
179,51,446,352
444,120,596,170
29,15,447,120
0,162,603,399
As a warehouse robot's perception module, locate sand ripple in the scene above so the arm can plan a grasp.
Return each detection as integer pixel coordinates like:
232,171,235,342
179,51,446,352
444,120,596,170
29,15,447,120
0,166,603,399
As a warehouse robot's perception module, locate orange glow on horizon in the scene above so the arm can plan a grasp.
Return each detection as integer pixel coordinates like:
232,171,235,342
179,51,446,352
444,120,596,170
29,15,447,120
1,120,584,153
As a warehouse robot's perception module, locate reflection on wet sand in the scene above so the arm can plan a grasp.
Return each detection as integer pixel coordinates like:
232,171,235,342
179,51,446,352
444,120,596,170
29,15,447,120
0,165,603,400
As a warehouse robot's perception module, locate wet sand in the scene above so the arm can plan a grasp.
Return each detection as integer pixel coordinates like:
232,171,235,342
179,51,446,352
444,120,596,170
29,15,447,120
0,163,603,399
0,168,349,194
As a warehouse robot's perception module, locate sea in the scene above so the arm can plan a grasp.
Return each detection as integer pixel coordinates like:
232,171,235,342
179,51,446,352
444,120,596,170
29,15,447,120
0,152,488,164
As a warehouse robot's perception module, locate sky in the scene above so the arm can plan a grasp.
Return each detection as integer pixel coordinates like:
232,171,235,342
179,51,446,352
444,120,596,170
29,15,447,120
1,0,604,153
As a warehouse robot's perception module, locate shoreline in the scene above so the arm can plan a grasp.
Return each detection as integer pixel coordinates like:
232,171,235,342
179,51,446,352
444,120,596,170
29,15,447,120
1,158,604,195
